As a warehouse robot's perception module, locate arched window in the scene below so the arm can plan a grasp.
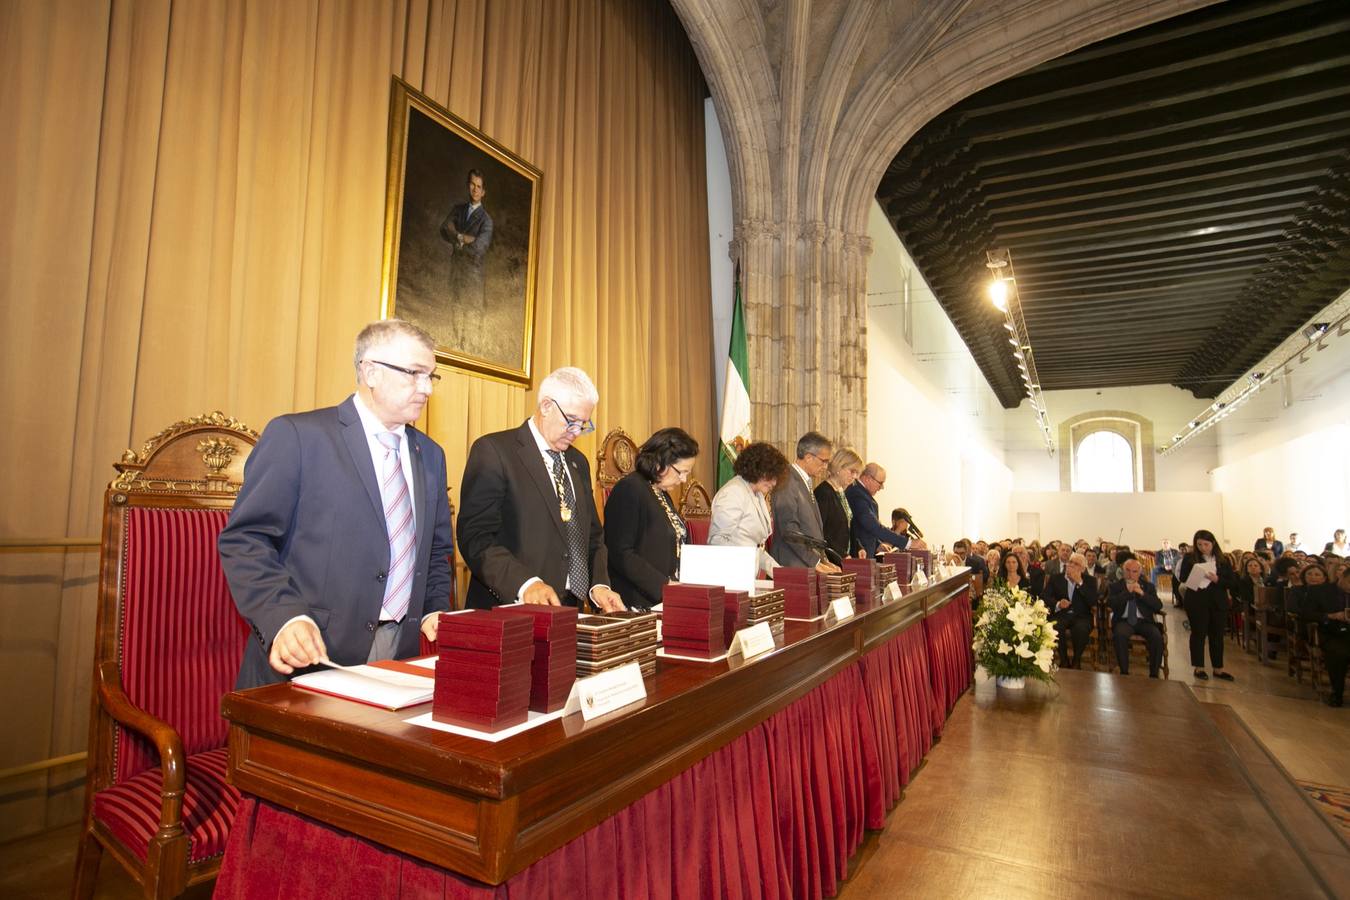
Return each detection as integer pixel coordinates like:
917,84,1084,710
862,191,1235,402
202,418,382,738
1074,430,1134,492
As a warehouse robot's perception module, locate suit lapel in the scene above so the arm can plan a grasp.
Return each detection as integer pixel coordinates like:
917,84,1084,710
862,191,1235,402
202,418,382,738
339,398,384,525
515,424,566,537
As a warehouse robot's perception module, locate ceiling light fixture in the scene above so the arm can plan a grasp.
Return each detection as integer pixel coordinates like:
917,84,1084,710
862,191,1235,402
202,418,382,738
986,248,1052,456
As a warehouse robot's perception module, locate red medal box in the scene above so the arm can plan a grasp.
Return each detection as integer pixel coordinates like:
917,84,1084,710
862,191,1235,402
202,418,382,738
772,567,817,585
437,643,535,667
662,607,719,629
431,704,529,731
662,584,727,609
661,639,726,659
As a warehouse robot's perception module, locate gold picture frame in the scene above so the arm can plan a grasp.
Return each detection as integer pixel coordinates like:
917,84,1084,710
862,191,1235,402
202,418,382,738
380,77,541,386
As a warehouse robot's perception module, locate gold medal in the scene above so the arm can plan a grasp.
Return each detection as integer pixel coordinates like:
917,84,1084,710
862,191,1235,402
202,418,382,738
560,505,572,523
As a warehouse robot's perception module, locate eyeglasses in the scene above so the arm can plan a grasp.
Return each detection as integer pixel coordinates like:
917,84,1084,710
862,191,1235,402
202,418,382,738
548,398,595,435
811,452,833,466
867,473,886,488
367,359,442,387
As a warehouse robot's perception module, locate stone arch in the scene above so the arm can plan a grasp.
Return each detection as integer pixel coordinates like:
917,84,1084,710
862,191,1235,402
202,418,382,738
1057,409,1158,492
668,0,1221,453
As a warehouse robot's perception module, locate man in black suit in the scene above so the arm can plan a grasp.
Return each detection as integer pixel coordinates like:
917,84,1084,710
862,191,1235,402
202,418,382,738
1044,552,1096,669
1108,558,1164,677
440,169,494,315
845,463,921,558
954,539,988,580
457,367,624,611
219,320,455,689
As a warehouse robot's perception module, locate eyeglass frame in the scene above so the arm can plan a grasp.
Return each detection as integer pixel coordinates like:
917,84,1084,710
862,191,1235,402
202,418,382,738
547,397,596,435
365,359,442,387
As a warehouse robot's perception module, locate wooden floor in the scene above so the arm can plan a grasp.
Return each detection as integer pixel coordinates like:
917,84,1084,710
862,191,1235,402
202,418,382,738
6,600,1349,898
839,668,1339,898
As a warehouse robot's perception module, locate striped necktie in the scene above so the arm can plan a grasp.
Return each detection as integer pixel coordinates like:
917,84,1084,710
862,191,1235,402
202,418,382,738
376,432,415,621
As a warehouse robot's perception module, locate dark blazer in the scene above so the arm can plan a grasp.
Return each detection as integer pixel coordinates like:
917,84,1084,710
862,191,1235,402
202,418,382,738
1253,538,1284,557
219,397,454,689
813,481,856,563
439,201,494,269
457,421,607,608
1107,578,1162,626
1178,554,1237,608
604,471,684,610
1043,572,1096,623
1026,564,1046,599
844,480,909,558
770,468,826,569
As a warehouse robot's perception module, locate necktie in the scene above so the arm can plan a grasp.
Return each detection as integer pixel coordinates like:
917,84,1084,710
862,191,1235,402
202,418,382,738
549,450,590,601
377,432,415,621
1126,589,1138,625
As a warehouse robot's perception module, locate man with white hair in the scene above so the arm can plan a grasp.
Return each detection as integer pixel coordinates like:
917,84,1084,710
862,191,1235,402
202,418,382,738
1043,551,1097,669
1108,557,1164,677
458,367,624,611
220,320,456,689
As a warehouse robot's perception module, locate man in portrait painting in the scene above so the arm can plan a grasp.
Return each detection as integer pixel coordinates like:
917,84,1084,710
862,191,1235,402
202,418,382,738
439,168,494,318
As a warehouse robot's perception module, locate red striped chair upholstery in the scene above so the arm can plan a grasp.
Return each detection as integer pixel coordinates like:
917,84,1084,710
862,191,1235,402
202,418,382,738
680,479,713,545
75,412,257,899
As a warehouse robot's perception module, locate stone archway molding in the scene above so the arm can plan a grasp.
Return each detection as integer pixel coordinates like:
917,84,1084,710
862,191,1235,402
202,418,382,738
1058,409,1158,492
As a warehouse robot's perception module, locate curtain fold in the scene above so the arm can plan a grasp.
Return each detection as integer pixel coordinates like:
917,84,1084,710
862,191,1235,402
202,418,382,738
0,0,712,839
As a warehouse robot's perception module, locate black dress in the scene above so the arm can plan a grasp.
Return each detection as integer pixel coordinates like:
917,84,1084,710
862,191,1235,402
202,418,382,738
603,471,687,611
813,480,856,563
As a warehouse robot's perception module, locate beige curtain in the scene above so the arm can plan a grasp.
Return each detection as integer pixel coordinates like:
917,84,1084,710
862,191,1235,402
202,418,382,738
0,0,712,839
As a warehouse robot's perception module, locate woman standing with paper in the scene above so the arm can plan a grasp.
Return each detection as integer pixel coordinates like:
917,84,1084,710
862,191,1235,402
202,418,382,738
1178,529,1237,682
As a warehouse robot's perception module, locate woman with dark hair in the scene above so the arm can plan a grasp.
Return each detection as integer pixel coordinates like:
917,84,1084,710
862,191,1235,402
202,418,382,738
1178,529,1238,681
708,441,791,577
603,427,699,610
996,550,1028,591
1016,546,1045,598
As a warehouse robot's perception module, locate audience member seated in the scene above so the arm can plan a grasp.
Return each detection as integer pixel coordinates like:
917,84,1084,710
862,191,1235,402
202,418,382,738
708,441,789,579
1153,539,1180,584
1044,552,1096,669
995,551,1028,591
1254,526,1284,557
1017,546,1045,598
1268,557,1300,589
984,548,1003,579
1108,558,1164,677
955,539,988,580
603,427,698,611
1287,532,1305,553
1084,547,1103,578
1288,562,1329,620
1297,568,1350,707
1326,529,1349,556
1045,543,1071,580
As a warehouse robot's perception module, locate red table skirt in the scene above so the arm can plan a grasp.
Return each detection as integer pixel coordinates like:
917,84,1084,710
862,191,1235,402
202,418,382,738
216,609,971,900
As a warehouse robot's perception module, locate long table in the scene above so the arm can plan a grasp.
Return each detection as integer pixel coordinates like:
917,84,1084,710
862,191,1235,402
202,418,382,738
217,571,974,898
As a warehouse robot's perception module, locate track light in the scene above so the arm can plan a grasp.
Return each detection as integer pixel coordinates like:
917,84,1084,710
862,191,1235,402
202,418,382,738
989,279,1009,311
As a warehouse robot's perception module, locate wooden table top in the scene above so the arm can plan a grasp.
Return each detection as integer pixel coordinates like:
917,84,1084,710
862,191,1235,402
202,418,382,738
222,571,970,883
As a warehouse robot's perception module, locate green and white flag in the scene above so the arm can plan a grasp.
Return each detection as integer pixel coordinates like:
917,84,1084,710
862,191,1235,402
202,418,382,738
718,271,751,488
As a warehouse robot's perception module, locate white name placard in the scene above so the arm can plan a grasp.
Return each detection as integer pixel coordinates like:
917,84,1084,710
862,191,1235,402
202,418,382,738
563,661,647,722
728,621,775,660
829,597,855,622
883,582,903,603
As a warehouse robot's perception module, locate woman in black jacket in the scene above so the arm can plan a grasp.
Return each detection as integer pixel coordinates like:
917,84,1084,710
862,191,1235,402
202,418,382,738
813,447,863,564
1178,529,1238,681
603,428,699,610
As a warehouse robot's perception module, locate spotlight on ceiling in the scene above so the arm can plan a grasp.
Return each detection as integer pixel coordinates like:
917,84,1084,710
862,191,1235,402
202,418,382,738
988,278,1009,311
1304,323,1330,341
1249,372,1264,383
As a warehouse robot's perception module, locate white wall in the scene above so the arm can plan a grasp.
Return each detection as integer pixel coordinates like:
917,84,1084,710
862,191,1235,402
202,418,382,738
1209,315,1350,550
866,201,1013,548
705,99,734,416
1010,491,1223,551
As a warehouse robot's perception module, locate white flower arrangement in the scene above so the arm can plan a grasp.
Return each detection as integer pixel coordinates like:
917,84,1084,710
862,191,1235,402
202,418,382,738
972,583,1058,682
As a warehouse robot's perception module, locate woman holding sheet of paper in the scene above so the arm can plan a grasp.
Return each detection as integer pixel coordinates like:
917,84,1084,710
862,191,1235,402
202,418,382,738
1178,529,1238,681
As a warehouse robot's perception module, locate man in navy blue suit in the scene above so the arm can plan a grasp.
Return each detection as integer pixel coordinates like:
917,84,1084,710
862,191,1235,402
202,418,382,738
219,320,455,689
845,463,924,557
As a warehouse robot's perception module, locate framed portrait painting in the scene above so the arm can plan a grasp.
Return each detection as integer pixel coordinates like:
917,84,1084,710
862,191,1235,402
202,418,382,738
380,77,541,386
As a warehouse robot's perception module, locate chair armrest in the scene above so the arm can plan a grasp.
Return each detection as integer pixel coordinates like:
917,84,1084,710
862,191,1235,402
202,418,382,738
95,661,187,831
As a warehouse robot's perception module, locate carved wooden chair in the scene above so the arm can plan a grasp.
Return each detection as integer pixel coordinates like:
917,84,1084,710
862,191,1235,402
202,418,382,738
594,427,638,522
679,478,713,545
74,412,258,899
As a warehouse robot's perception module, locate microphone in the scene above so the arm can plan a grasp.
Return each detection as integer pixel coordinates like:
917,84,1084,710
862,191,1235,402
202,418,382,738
894,508,923,540
784,531,843,565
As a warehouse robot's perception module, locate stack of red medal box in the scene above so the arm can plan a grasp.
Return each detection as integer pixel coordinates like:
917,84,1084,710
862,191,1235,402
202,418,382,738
433,610,533,731
843,558,879,605
774,567,821,619
662,583,727,658
499,605,578,713
723,590,750,645
882,551,914,585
